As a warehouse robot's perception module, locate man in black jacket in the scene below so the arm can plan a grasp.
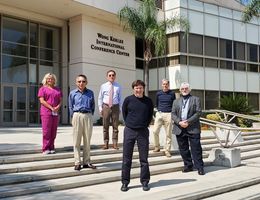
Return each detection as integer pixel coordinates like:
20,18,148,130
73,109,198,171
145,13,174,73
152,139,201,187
171,82,205,175
121,80,154,192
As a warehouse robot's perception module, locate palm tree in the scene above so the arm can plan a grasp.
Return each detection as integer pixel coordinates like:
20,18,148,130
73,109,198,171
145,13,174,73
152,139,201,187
118,0,189,96
242,0,260,22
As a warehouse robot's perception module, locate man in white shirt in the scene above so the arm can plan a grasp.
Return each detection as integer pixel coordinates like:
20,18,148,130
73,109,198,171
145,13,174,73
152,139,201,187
98,70,122,150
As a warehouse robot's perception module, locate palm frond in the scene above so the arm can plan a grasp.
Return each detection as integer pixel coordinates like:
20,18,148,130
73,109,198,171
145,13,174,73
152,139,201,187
118,7,145,38
242,0,260,22
139,0,157,27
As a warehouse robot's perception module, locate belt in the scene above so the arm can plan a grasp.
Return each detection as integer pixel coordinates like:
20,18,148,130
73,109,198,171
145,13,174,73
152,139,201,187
103,103,119,107
74,110,91,113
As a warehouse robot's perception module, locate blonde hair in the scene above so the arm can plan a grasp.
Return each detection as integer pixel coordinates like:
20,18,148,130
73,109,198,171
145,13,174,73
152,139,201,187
41,73,57,86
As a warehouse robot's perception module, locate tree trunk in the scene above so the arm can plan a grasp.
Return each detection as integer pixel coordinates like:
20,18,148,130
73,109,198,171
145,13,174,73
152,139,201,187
144,60,149,96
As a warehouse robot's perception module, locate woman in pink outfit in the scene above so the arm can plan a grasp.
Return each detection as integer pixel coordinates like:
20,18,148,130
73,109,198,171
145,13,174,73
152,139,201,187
38,73,62,154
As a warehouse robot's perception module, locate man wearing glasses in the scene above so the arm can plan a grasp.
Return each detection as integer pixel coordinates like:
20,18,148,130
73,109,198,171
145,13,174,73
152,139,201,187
98,70,122,150
171,82,205,175
69,74,96,171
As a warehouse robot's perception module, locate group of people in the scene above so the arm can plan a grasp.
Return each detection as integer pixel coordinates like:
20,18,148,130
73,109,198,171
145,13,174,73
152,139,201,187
37,70,204,193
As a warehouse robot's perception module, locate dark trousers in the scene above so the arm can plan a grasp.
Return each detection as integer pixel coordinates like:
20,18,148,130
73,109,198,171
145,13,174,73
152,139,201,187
176,130,204,170
102,104,119,143
121,126,150,185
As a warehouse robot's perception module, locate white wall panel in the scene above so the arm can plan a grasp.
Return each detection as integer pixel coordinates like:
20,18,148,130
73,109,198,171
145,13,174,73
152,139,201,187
220,70,233,91
233,21,246,42
189,10,204,34
234,71,247,92
136,69,143,80
247,24,259,44
188,0,203,12
247,73,260,93
219,17,233,40
205,14,219,37
219,7,232,18
189,66,204,89
205,68,219,90
204,3,218,15
149,68,158,90
168,65,188,89
165,0,180,10
158,68,166,89
233,10,243,21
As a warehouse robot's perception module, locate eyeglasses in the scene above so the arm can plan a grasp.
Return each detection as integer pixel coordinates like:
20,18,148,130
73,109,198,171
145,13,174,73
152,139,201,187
77,80,86,83
108,74,115,77
181,87,189,90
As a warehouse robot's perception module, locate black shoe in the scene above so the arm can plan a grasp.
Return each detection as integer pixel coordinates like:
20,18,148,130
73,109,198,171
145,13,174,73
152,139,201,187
74,164,81,171
182,167,193,173
198,168,205,175
82,163,97,169
121,184,128,192
142,183,150,191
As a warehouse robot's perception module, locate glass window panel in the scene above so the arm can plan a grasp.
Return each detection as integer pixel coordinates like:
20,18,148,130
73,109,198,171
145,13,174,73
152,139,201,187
220,60,233,70
39,62,59,85
29,112,39,123
205,36,218,57
17,87,26,109
189,56,203,66
191,90,204,110
234,62,246,71
220,91,233,98
136,39,143,58
180,32,187,53
40,26,59,50
16,111,26,122
4,87,13,109
220,39,232,58
247,44,257,62
158,58,166,68
30,23,38,46
248,93,259,111
3,17,27,44
149,59,157,69
234,41,245,60
205,58,218,68
30,47,38,58
247,64,258,72
136,59,144,69
167,33,179,54
189,34,203,55
29,86,39,110
4,111,13,122
40,49,59,61
29,60,37,84
3,42,27,57
180,56,187,64
205,91,219,109
2,55,27,84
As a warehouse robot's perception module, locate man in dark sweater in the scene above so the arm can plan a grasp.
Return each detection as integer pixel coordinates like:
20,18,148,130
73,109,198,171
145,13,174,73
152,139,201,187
121,80,154,192
153,79,176,157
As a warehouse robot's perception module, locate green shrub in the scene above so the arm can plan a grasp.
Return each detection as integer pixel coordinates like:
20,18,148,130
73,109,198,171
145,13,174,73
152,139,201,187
206,114,221,122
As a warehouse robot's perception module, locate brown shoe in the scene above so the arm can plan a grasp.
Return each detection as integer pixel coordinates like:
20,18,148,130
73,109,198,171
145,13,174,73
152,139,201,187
113,143,119,150
103,142,109,150
165,151,172,158
83,163,97,169
153,147,160,152
74,164,81,171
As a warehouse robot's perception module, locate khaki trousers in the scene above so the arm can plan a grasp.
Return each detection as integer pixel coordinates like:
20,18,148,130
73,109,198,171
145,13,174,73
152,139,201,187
72,112,93,165
153,112,172,152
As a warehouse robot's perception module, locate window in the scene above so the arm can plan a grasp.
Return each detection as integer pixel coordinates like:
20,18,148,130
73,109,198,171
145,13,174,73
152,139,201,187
205,91,219,109
205,36,218,57
248,93,259,111
191,90,204,110
247,64,258,72
234,41,245,60
220,39,232,58
220,60,232,70
205,58,218,68
234,62,246,71
136,38,143,58
167,56,187,66
247,44,257,62
189,56,203,66
189,34,203,55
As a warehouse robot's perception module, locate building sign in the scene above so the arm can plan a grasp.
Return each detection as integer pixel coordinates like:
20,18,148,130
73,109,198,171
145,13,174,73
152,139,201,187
91,33,130,57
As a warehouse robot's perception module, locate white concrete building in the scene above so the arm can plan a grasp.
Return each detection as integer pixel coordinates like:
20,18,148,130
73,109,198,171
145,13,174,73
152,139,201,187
0,0,258,126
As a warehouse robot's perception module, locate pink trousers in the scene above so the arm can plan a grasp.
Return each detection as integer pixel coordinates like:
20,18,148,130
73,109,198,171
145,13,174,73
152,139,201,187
41,115,59,152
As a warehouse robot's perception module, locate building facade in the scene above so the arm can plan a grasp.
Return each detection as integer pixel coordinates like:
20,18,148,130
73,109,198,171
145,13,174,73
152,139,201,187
0,0,258,126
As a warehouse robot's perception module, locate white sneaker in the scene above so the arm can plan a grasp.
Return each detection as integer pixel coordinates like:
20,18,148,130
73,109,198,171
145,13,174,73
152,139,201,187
50,150,56,154
42,150,50,155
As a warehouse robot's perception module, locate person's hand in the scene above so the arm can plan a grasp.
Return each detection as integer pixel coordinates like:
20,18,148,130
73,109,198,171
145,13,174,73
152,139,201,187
179,120,189,128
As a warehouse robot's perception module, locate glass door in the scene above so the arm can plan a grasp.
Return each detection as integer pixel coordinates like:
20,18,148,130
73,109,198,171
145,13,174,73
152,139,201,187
2,85,28,126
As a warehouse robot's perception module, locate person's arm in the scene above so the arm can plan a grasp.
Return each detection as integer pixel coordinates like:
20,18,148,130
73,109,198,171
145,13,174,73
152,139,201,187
171,99,181,125
68,92,74,118
122,97,128,121
39,97,55,111
148,99,154,125
118,84,123,112
98,85,103,114
186,97,201,125
91,91,95,115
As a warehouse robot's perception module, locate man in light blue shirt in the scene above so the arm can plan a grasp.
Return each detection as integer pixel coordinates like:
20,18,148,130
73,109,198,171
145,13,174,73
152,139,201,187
98,70,122,150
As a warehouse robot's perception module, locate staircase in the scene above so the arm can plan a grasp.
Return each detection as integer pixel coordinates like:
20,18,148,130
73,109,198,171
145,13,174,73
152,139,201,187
1,131,260,199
